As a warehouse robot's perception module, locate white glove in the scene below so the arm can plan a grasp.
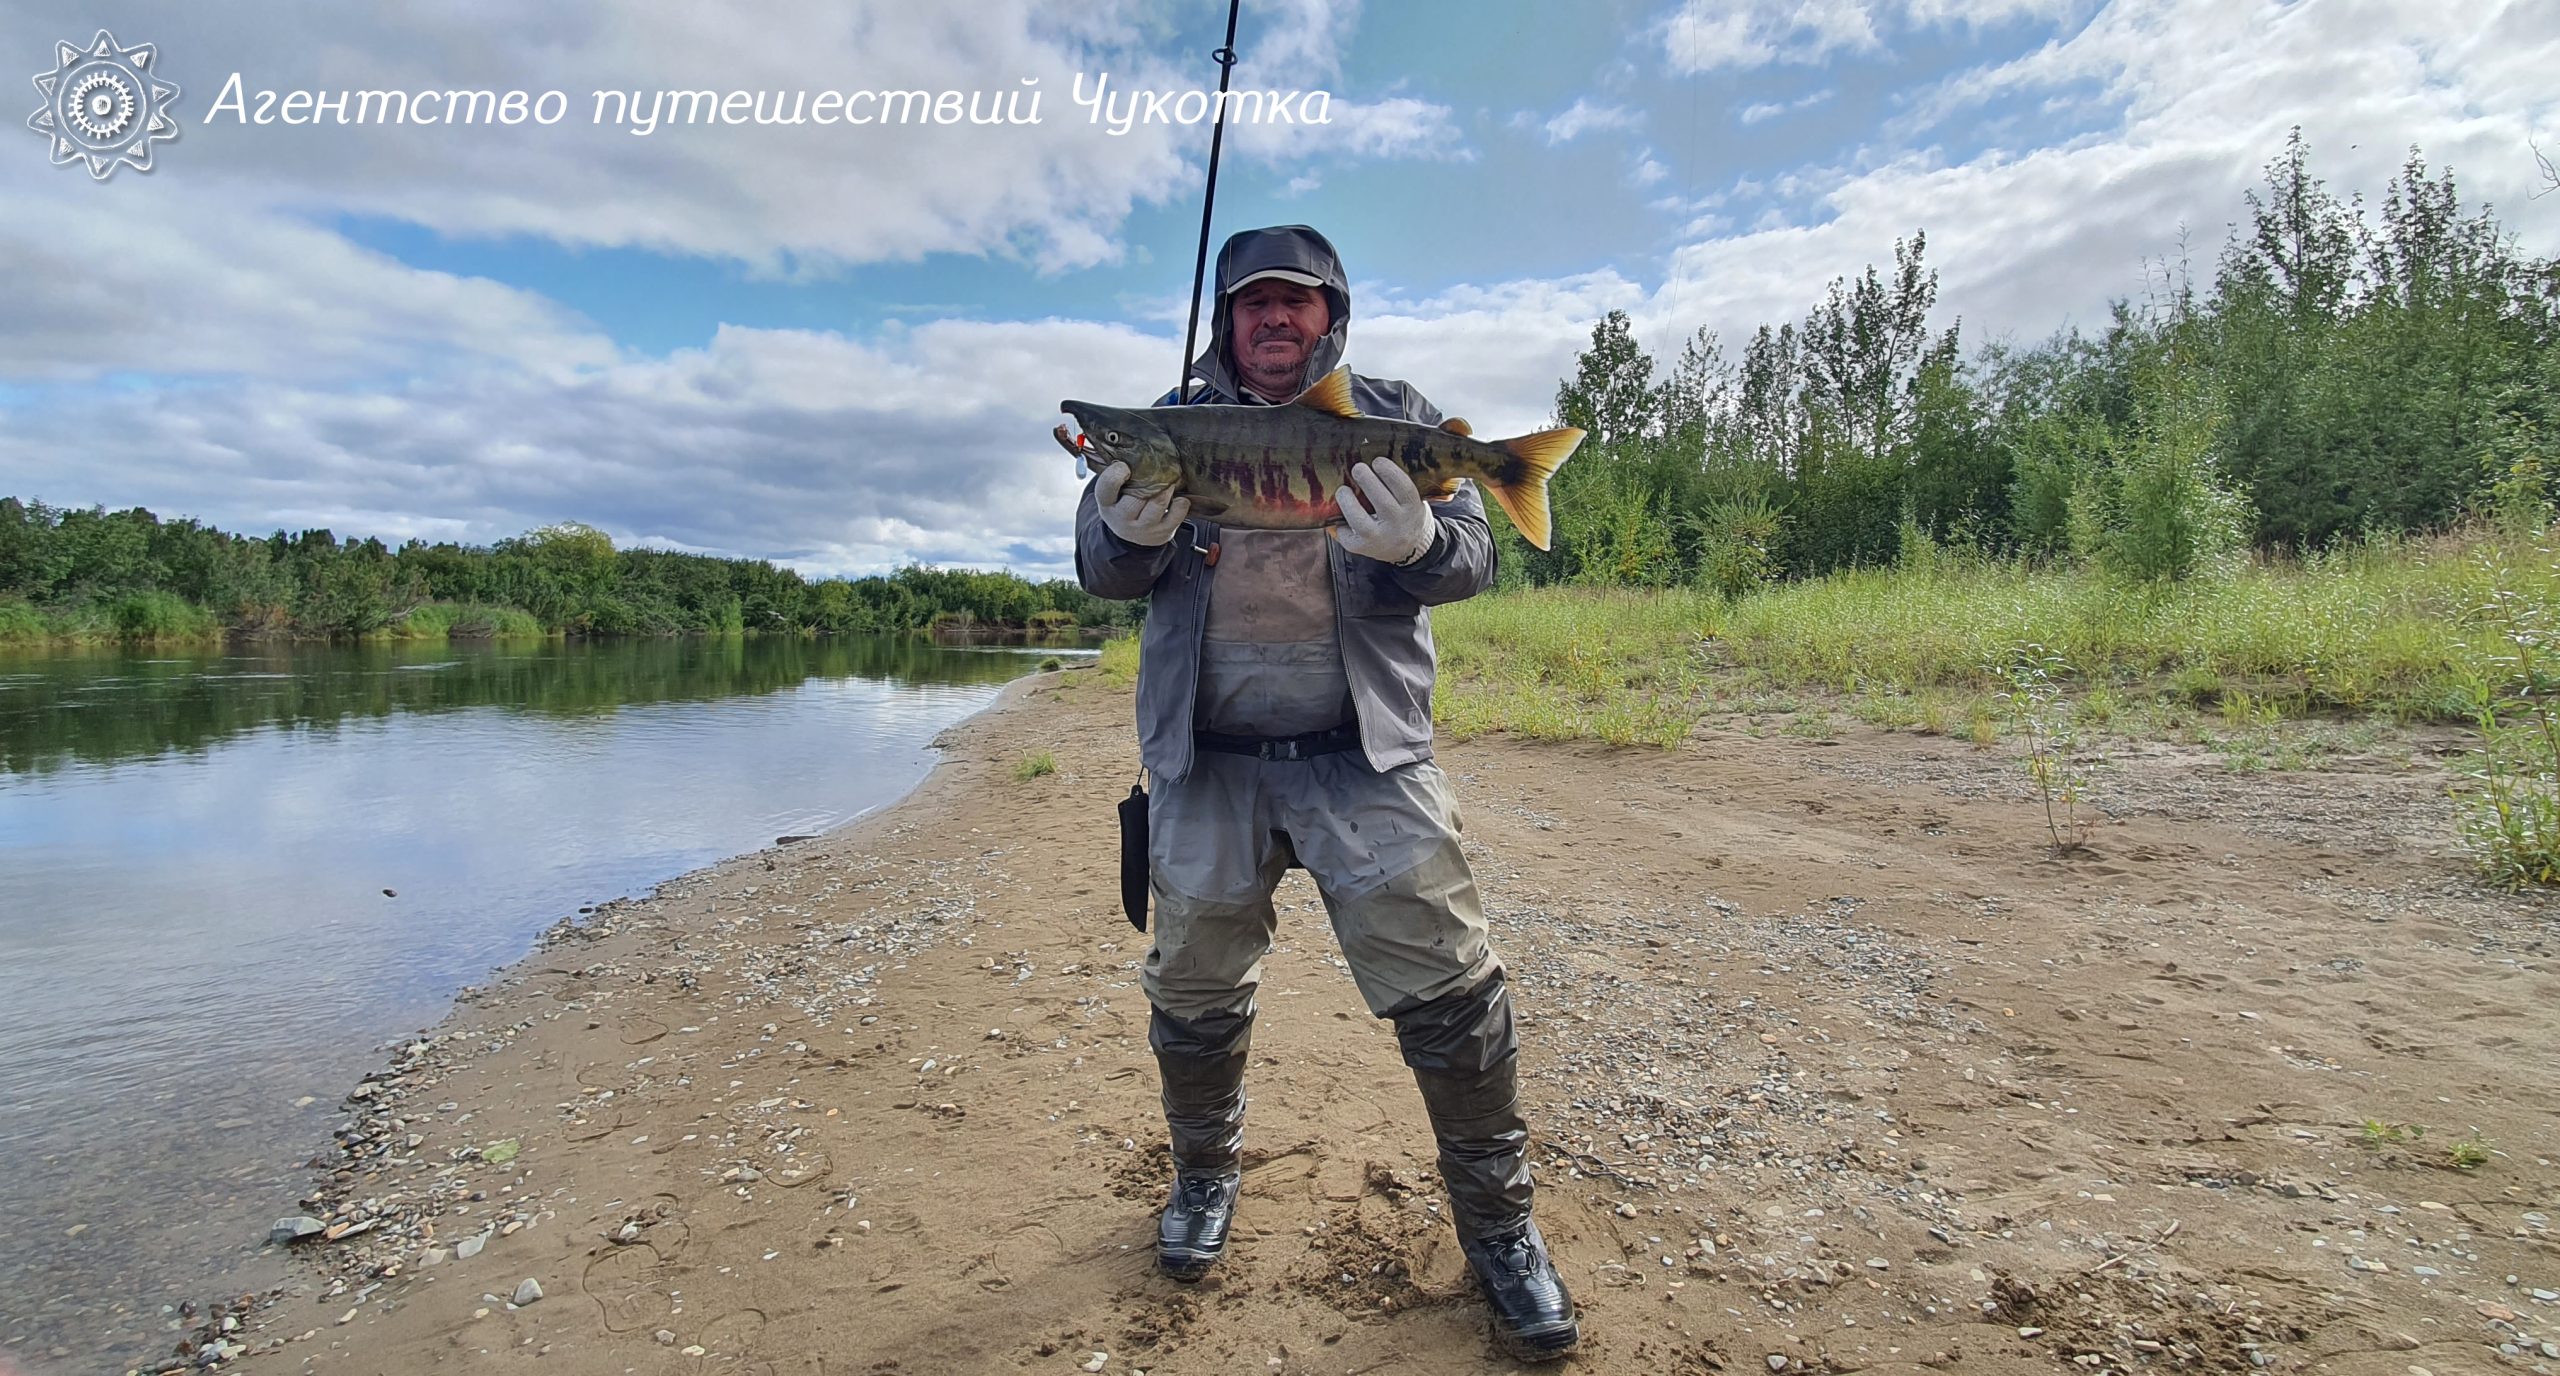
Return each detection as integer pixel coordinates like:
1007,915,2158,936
1093,461,1190,547
1332,460,1437,565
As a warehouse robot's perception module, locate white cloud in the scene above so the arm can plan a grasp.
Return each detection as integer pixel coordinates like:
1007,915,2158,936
1539,98,1642,145
0,317,1173,578
0,161,615,383
1660,0,2072,71
1663,0,1879,71
1739,89,1836,125
1660,0,2560,350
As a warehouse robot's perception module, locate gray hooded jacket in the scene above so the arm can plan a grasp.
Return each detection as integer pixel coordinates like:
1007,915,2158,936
1073,225,1496,782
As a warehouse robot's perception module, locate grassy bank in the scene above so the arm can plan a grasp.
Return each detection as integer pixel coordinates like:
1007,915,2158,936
1429,526,2560,747
373,602,549,641
1,597,559,646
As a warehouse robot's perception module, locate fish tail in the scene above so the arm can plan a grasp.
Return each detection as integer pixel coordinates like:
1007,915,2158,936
1484,427,1584,550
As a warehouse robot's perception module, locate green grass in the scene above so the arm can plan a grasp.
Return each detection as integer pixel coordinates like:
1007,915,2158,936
1013,749,1058,781
1424,527,2560,748
1097,635,1140,688
381,601,547,640
1714,529,2558,719
1432,586,1718,748
0,599,45,643
0,593,225,644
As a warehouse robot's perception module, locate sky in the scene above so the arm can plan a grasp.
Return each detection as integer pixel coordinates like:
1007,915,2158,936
2,0,2554,582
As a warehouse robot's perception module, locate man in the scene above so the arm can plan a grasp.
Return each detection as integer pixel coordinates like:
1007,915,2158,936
1072,225,1579,1361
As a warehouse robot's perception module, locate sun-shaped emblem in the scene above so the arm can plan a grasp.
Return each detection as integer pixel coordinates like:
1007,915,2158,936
27,30,179,180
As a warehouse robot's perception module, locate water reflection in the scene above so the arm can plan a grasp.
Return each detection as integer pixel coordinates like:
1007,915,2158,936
0,635,1051,776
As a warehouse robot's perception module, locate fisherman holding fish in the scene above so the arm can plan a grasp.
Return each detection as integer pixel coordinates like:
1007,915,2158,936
1067,225,1582,1360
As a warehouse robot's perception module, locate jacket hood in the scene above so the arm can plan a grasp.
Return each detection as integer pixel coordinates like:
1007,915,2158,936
1184,224,1349,403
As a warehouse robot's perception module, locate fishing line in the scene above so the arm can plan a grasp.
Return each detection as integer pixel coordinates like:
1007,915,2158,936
1176,0,1246,403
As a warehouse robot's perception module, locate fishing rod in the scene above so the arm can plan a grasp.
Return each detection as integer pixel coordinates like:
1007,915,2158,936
1175,0,1244,403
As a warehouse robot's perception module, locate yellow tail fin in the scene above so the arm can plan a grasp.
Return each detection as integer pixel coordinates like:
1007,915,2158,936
1484,427,1584,550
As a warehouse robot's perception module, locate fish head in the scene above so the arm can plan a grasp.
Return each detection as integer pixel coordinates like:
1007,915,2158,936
1058,401,1181,495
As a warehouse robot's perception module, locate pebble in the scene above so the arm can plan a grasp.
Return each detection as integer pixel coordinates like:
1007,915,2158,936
1766,1357,1788,1372
2534,1289,2559,1302
270,1216,326,1245
1083,1353,1109,1373
656,1330,676,1345
513,1278,543,1305
456,1235,486,1260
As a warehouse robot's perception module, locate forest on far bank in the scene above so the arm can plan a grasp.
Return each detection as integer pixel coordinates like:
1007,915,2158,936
0,504,1132,643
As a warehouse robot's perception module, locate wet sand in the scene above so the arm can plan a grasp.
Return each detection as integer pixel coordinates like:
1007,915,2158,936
193,665,2558,1375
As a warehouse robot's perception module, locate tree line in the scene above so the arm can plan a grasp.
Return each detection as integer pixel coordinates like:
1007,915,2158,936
1517,131,2559,591
0,505,1133,640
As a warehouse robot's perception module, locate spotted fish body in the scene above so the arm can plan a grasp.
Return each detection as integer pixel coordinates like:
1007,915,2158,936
1057,367,1584,550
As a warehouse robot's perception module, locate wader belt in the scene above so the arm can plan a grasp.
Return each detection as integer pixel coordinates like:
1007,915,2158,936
1193,722,1361,762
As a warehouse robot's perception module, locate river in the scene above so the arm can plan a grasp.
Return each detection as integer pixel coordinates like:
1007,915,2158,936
0,635,1075,1373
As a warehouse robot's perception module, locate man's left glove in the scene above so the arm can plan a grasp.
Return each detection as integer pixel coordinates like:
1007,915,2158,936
1332,460,1438,566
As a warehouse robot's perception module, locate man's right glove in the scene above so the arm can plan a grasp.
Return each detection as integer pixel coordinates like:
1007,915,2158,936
1095,461,1191,548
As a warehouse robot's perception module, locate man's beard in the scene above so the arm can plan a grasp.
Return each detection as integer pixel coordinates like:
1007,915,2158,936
1240,330,1313,392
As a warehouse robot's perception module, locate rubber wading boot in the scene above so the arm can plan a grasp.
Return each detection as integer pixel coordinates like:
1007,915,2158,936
1397,974,1579,1359
1457,1219,1578,1361
1150,1004,1253,1279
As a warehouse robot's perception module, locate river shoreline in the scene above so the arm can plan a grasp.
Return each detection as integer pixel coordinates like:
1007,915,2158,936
117,661,2560,1376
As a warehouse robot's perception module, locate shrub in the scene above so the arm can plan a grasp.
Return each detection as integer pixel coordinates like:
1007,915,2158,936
110,590,218,640
0,599,45,642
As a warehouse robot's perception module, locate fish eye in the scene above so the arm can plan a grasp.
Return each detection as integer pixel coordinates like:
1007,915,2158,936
1105,430,1124,446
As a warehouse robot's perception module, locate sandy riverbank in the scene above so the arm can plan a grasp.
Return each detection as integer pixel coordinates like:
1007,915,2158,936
196,663,2558,1375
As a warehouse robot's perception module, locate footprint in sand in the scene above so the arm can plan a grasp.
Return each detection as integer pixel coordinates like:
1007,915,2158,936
619,1016,668,1046
697,1308,772,1373
581,1244,675,1333
972,1222,1068,1292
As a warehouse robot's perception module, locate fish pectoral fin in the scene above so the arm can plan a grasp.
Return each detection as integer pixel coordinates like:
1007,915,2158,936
1291,366,1361,419
1422,474,1462,501
1440,416,1473,437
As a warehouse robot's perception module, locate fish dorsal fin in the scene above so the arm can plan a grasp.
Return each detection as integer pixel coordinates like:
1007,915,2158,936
1441,417,1473,437
1292,367,1360,419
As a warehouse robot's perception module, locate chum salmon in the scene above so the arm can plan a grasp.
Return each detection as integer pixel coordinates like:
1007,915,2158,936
1056,367,1584,550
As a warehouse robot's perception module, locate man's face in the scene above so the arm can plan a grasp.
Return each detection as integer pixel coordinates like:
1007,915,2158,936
1227,280,1331,401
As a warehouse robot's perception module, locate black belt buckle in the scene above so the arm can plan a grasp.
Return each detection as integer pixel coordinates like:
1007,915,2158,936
1259,737,1305,762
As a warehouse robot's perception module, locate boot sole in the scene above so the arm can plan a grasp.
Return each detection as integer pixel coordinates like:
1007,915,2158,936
1157,1247,1220,1281
1495,1319,1580,1362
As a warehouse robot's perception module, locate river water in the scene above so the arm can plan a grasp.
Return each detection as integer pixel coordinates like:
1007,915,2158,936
0,635,1072,1373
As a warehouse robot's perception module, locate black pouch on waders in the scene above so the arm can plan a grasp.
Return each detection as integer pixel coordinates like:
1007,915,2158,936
1117,782,1148,932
